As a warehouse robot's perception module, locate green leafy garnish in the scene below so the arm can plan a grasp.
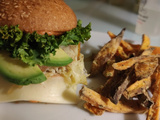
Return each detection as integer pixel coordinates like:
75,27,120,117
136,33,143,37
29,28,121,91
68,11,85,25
0,20,91,66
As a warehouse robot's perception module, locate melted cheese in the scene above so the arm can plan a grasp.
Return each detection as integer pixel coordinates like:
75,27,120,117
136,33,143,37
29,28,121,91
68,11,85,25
0,75,79,103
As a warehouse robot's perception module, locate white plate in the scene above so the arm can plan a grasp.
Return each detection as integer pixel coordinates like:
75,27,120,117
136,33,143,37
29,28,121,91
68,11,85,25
0,31,150,120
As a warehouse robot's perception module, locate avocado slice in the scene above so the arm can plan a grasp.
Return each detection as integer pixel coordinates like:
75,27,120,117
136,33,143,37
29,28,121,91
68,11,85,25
44,48,73,66
0,51,46,85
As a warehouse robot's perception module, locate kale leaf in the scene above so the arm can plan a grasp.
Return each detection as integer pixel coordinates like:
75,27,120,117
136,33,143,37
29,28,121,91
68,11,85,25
0,20,91,66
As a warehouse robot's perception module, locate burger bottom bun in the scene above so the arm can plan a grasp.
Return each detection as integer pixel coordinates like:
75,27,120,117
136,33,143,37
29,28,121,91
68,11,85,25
0,74,80,104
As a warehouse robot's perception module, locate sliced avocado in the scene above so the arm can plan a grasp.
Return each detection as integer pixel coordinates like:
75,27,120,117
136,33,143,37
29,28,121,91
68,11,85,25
44,48,73,66
0,51,46,85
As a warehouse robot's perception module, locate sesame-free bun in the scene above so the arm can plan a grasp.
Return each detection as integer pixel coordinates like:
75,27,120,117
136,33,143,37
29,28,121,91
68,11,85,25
0,0,77,35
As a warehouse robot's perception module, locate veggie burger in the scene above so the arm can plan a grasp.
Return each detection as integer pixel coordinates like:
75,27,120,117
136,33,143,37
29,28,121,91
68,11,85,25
0,0,91,103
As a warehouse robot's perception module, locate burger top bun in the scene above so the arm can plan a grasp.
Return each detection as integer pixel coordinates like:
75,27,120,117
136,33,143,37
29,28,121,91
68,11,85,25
0,0,77,35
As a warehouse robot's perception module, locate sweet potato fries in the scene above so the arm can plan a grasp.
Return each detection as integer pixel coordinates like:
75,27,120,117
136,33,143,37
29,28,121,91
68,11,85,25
79,29,160,120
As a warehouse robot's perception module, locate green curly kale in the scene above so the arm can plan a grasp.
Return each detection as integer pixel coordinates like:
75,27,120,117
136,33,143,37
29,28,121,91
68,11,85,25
0,20,91,66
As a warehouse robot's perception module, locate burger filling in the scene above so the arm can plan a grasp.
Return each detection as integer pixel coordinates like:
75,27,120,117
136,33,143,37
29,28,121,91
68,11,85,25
0,20,91,85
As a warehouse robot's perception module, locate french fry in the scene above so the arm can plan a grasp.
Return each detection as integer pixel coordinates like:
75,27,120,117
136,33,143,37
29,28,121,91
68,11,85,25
147,65,160,120
101,68,133,104
90,28,125,76
112,56,138,70
107,31,134,55
123,77,151,99
152,46,160,55
80,86,146,113
107,31,116,39
103,64,115,78
116,46,129,59
82,29,160,119
139,34,150,52
140,47,154,56
135,57,158,79
130,44,141,53
103,59,115,78
112,55,160,71
112,49,156,70
136,34,150,56
84,102,105,115
120,40,135,54
138,90,153,108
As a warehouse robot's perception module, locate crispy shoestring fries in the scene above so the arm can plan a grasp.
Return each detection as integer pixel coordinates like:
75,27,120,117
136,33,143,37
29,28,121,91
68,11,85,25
79,29,160,120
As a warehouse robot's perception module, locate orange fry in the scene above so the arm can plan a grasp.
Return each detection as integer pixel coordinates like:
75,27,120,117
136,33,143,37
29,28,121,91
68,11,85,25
112,55,160,71
103,64,115,78
84,29,160,118
107,31,116,39
84,102,104,115
116,46,129,59
140,34,150,51
120,40,134,54
80,86,146,113
123,77,151,99
134,57,158,79
107,31,134,54
140,47,154,56
147,66,160,120
90,29,125,76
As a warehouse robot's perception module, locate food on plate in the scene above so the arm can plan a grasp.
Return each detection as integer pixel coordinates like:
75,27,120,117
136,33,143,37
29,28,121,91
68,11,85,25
79,29,160,120
116,46,129,59
134,57,158,79
112,54,159,71
0,0,91,103
90,28,125,76
123,77,151,99
80,86,146,114
83,102,105,115
103,59,115,78
147,65,160,120
139,34,150,52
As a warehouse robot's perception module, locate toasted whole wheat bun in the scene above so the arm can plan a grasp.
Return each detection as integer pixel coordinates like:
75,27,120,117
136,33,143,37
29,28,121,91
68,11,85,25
0,0,77,35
